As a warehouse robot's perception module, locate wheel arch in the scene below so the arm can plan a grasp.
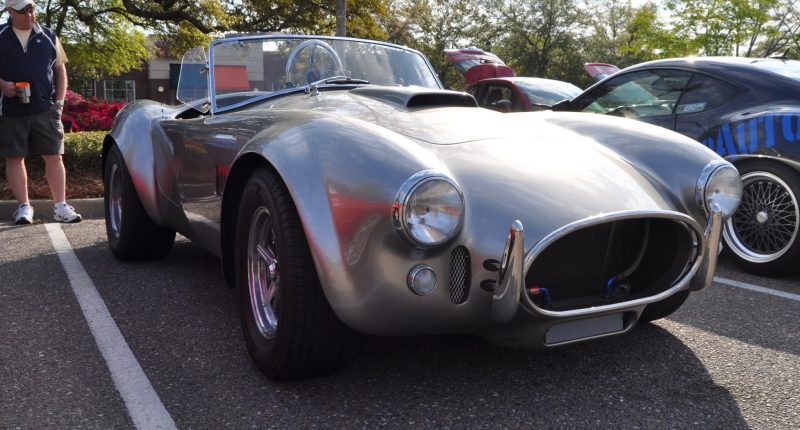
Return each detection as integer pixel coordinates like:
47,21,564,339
728,154,800,174
221,152,272,286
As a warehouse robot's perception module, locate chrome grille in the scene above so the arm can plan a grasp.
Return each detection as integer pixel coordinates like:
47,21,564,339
524,217,698,311
449,246,470,304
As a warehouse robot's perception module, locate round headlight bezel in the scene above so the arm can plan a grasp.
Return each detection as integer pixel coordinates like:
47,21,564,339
696,160,742,218
393,170,465,248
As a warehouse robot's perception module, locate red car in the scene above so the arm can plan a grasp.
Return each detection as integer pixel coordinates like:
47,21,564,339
446,47,582,112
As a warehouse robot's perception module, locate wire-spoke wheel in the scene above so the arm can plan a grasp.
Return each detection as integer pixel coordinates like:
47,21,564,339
723,161,800,276
235,167,358,380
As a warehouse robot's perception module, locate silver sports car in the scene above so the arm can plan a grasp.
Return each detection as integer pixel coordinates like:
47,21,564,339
103,35,742,380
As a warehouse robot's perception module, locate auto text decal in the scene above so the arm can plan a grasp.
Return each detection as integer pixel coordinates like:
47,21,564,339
702,113,800,156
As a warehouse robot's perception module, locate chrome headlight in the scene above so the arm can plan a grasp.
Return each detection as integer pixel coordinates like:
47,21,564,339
393,171,464,247
696,160,742,218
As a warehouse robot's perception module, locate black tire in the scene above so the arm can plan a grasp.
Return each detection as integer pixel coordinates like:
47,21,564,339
640,290,690,322
722,161,800,276
104,145,176,260
234,167,357,380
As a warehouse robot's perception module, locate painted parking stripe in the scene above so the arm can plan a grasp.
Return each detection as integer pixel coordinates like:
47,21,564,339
45,224,177,430
714,276,800,302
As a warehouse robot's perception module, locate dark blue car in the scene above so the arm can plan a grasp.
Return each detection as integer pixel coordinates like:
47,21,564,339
554,57,800,276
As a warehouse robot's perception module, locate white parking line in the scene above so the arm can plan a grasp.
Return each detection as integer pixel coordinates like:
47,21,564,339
714,276,800,302
45,224,177,430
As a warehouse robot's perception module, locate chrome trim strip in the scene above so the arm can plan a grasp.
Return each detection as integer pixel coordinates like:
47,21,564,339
518,210,705,318
492,220,524,323
691,210,722,291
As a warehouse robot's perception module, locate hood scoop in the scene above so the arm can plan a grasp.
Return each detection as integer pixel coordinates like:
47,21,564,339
351,86,477,110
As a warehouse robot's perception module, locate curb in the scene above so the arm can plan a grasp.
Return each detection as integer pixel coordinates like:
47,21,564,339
0,198,104,221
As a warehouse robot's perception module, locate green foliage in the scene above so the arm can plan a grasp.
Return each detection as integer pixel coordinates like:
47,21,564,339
38,1,151,79
666,0,779,56
383,0,492,90
64,132,106,173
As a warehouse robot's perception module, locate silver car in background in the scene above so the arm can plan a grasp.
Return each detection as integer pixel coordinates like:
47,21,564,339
103,35,742,380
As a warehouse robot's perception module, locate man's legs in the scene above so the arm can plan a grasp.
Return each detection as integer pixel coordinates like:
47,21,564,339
43,154,81,223
42,154,66,203
5,157,29,205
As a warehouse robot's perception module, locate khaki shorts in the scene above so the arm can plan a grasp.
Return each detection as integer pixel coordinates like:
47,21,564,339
0,104,65,157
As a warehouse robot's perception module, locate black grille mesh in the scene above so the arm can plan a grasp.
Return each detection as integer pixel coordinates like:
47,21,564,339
449,246,471,304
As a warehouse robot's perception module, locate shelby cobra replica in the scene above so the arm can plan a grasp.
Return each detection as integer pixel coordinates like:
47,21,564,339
103,35,742,380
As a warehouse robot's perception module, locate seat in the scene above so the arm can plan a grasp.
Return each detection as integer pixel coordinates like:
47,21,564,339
485,88,503,105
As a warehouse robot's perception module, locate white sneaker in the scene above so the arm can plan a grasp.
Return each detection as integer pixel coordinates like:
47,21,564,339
13,203,33,225
54,202,82,223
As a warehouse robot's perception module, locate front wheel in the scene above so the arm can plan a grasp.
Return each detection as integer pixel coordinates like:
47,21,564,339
104,144,175,260
234,167,357,380
722,161,800,276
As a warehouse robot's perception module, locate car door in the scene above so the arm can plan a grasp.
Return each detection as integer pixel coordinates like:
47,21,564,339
570,69,693,131
672,72,743,142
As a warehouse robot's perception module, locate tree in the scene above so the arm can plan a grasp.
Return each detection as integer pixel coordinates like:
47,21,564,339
751,0,800,58
381,0,493,89
483,0,588,80
581,0,693,76
35,0,390,82
666,0,779,56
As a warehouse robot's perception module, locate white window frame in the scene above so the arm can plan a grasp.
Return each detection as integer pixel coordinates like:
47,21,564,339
103,79,136,103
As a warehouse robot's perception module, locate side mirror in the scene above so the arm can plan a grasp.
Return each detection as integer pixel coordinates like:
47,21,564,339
494,99,512,113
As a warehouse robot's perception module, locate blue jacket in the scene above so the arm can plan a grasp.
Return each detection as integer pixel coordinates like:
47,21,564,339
0,21,59,116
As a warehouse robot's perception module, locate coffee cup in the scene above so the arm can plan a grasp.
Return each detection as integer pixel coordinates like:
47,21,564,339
15,82,30,104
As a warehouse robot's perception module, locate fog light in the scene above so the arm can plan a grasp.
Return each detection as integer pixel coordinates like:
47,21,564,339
407,265,437,295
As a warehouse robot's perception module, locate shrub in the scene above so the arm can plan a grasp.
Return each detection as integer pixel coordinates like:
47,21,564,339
63,131,106,172
62,90,124,132
18,131,105,175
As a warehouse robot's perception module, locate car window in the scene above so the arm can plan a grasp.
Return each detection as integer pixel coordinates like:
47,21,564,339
579,70,692,118
675,73,740,114
515,80,582,107
478,84,514,111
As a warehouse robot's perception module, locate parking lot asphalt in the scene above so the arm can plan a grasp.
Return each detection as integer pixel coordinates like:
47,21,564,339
1,219,798,429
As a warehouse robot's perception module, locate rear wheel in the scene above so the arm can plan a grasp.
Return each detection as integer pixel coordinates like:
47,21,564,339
723,161,800,276
104,145,175,260
234,167,357,380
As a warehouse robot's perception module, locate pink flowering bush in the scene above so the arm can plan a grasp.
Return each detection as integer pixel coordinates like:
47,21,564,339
62,90,124,132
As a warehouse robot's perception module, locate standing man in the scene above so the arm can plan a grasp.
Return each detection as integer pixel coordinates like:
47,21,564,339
0,0,81,224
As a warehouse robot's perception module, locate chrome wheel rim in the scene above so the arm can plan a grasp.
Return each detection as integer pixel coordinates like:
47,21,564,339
247,206,279,339
108,163,123,238
723,171,799,263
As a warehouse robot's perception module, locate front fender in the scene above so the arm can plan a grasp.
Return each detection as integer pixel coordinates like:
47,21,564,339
234,112,446,321
105,100,179,226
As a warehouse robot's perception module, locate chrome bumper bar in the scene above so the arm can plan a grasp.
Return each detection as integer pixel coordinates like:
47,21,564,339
490,211,723,323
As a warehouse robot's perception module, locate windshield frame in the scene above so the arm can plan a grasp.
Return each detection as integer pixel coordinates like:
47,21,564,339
194,34,443,115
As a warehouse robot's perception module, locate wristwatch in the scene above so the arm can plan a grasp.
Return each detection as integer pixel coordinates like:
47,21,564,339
55,100,65,107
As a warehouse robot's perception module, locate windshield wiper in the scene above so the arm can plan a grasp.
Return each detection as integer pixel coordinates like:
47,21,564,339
313,76,370,85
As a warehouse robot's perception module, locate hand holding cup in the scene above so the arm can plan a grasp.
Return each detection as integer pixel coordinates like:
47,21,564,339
15,82,31,104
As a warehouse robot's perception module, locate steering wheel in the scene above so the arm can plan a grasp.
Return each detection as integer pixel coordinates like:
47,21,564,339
606,105,640,118
285,40,344,85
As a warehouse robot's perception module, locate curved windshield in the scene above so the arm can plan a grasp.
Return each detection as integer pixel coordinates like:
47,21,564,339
176,36,442,113
515,79,582,106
